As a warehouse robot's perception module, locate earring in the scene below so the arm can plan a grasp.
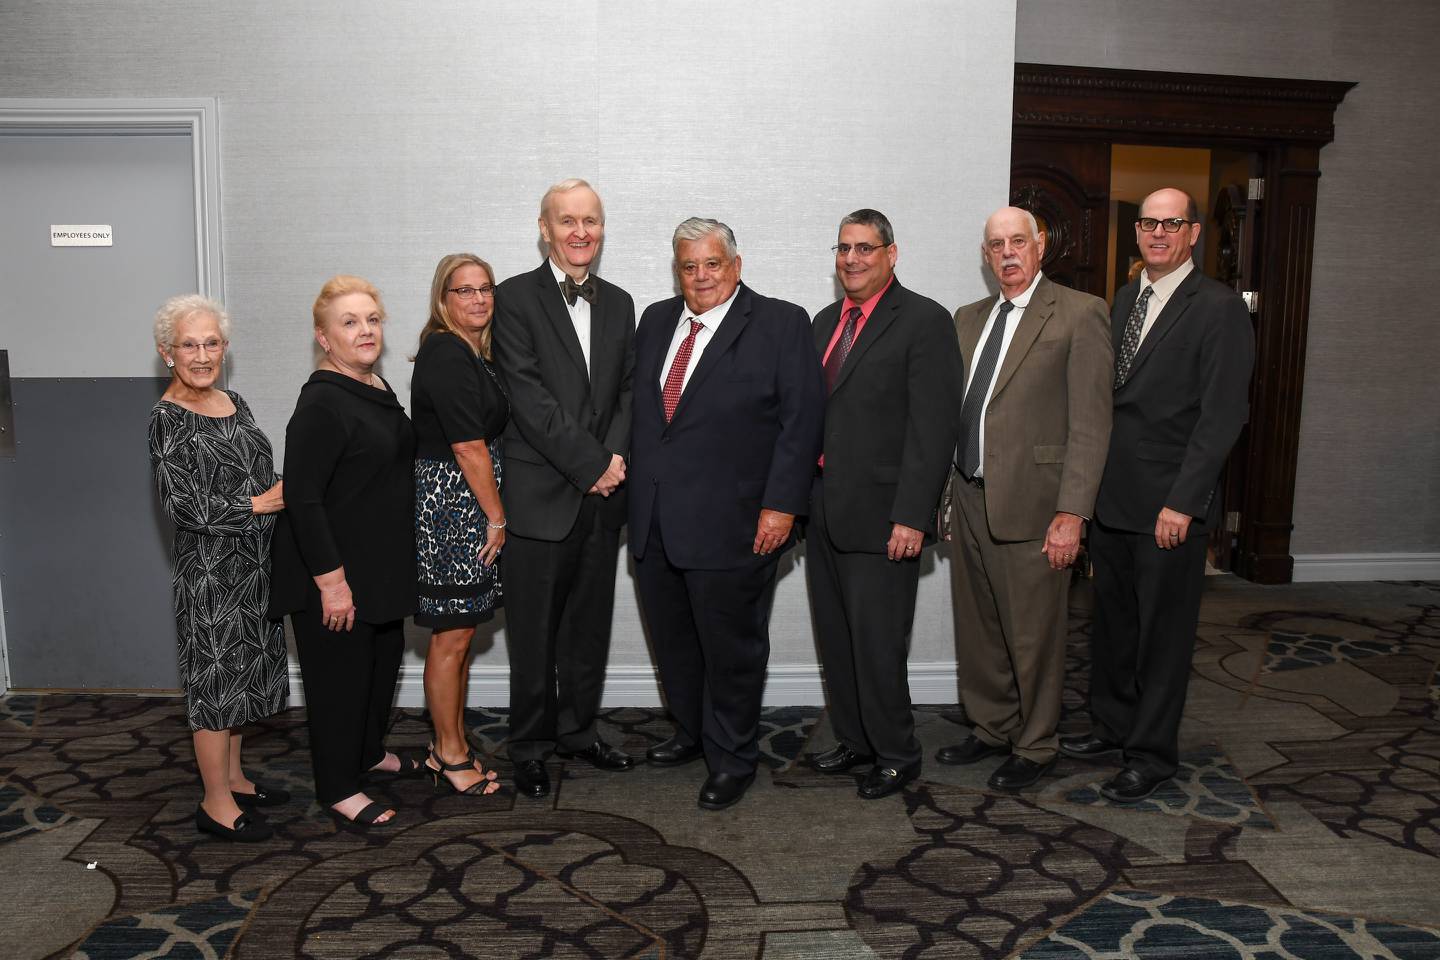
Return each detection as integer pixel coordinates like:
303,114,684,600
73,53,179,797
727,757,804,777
165,358,175,368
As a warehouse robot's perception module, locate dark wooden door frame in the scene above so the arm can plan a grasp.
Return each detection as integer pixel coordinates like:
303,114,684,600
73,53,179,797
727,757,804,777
1013,63,1354,584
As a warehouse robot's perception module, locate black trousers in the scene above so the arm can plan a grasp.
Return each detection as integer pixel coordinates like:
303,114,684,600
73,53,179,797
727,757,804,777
634,513,779,778
291,612,404,806
501,495,619,763
1087,517,1208,779
806,477,922,769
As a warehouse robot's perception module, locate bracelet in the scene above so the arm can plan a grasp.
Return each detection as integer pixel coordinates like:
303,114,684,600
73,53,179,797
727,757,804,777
487,518,507,529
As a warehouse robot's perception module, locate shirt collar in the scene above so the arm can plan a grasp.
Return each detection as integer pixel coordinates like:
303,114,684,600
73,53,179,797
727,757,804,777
1001,270,1044,311
840,274,896,320
683,283,741,328
548,258,589,288
1141,258,1193,304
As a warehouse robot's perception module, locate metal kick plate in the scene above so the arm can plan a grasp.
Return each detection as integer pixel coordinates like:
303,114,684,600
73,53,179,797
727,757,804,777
0,349,13,456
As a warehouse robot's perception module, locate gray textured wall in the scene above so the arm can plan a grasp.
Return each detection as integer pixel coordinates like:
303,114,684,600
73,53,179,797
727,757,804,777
1015,0,1440,558
0,1,1016,695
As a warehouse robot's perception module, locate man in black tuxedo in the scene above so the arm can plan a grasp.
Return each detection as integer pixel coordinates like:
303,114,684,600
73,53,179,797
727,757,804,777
493,178,636,798
803,209,961,799
629,217,824,811
1060,187,1254,802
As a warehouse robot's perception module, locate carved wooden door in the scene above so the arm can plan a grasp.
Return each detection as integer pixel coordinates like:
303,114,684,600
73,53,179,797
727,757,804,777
1009,137,1111,300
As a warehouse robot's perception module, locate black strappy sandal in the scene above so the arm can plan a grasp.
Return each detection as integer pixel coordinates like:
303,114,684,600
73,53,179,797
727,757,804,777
368,750,427,779
428,747,501,796
328,799,396,828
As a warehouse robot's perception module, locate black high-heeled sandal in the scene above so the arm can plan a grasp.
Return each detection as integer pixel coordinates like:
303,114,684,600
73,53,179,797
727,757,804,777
428,747,501,796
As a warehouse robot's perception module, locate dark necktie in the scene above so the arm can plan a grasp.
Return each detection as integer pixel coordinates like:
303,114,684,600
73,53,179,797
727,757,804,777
1114,285,1154,389
823,306,863,393
957,300,1013,479
561,275,597,306
662,319,703,422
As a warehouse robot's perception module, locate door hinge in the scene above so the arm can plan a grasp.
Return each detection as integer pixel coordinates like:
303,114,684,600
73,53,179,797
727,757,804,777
1248,178,1265,201
1241,291,1260,314
1225,510,1242,533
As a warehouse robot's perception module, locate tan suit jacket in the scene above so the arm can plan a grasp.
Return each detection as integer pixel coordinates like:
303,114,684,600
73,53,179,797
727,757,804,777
952,274,1113,541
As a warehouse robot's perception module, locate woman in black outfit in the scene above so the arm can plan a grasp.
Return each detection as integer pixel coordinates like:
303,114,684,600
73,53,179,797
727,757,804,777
411,253,509,795
269,275,419,827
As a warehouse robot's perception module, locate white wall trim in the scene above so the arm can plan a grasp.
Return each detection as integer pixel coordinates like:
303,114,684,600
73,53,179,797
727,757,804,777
285,659,964,709
0,97,225,300
1291,552,1440,582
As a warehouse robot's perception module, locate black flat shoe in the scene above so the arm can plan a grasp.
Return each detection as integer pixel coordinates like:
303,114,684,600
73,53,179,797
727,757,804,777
555,739,634,771
1058,733,1121,760
936,735,1007,766
512,759,551,798
646,736,704,767
807,744,875,774
195,804,273,843
987,754,1055,792
232,783,290,808
1099,767,1168,803
698,771,755,811
858,763,920,800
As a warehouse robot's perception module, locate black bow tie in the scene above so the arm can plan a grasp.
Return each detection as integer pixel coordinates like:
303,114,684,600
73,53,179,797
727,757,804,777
561,275,596,306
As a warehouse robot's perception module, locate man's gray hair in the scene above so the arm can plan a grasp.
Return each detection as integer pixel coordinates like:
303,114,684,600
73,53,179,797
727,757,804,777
839,208,895,246
671,218,738,259
540,177,605,222
983,207,1041,243
154,293,230,350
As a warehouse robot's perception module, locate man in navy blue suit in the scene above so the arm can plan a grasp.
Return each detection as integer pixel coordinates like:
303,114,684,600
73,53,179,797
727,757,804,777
629,217,825,811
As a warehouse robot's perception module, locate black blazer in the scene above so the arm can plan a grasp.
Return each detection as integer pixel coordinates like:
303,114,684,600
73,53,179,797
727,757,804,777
812,278,962,552
492,260,635,540
1095,268,1255,532
628,283,825,570
269,371,418,623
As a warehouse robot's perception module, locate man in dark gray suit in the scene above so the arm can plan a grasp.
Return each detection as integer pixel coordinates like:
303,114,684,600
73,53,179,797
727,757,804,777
1060,187,1255,802
493,178,636,799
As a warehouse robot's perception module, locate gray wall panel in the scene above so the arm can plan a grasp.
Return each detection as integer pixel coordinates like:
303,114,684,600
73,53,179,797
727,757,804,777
0,378,179,689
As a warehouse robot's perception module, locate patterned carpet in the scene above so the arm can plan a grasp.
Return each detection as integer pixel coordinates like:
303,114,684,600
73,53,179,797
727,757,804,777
2,577,1439,958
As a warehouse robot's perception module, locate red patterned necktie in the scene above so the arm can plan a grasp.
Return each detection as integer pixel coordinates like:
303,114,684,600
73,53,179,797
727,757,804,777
824,306,863,393
662,319,703,422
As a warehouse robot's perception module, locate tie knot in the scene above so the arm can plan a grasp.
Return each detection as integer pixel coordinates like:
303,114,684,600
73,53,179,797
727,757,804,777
998,299,1014,317
845,305,863,323
687,319,703,336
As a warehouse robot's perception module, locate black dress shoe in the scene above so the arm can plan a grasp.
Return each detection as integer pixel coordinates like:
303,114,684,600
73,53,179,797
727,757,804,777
1058,733,1121,760
987,754,1055,791
232,783,291,808
512,759,551,798
646,736,704,767
808,744,875,774
195,804,273,843
698,771,755,811
857,763,920,800
555,739,634,771
936,735,1007,766
1099,767,1168,803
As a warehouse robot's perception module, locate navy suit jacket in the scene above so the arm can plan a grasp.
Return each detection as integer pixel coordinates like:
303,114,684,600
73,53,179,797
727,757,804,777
1096,268,1254,533
628,283,825,570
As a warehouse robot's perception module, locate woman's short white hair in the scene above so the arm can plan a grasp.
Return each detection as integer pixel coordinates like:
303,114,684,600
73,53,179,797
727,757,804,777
154,294,230,350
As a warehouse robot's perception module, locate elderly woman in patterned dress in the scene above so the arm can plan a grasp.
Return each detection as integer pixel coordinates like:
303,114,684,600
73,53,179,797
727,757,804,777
148,294,289,844
411,254,510,796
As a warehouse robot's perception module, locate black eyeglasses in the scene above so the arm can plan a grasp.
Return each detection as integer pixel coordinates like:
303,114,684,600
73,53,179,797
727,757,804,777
1136,217,1195,234
831,242,890,256
447,285,495,300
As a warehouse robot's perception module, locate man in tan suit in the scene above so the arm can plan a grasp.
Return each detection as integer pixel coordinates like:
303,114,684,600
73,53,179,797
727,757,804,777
936,206,1113,791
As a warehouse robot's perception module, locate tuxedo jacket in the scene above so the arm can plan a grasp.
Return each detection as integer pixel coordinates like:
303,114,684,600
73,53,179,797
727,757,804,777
492,260,635,540
628,283,825,570
953,274,1114,542
812,278,962,552
1096,269,1254,532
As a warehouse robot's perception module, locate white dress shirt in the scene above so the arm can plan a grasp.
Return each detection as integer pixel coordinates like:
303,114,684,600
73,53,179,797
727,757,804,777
549,258,592,376
658,285,740,393
963,270,1043,478
1137,257,1194,344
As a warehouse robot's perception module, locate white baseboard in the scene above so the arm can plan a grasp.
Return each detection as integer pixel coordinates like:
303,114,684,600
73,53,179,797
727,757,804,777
286,660,963,709
1291,552,1440,583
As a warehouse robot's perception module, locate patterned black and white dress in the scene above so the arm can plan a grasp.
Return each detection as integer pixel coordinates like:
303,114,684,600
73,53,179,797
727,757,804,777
148,390,289,731
411,332,510,628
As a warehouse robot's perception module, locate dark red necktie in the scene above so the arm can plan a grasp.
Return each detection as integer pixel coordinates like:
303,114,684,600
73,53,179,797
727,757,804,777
662,319,703,422
824,306,863,393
